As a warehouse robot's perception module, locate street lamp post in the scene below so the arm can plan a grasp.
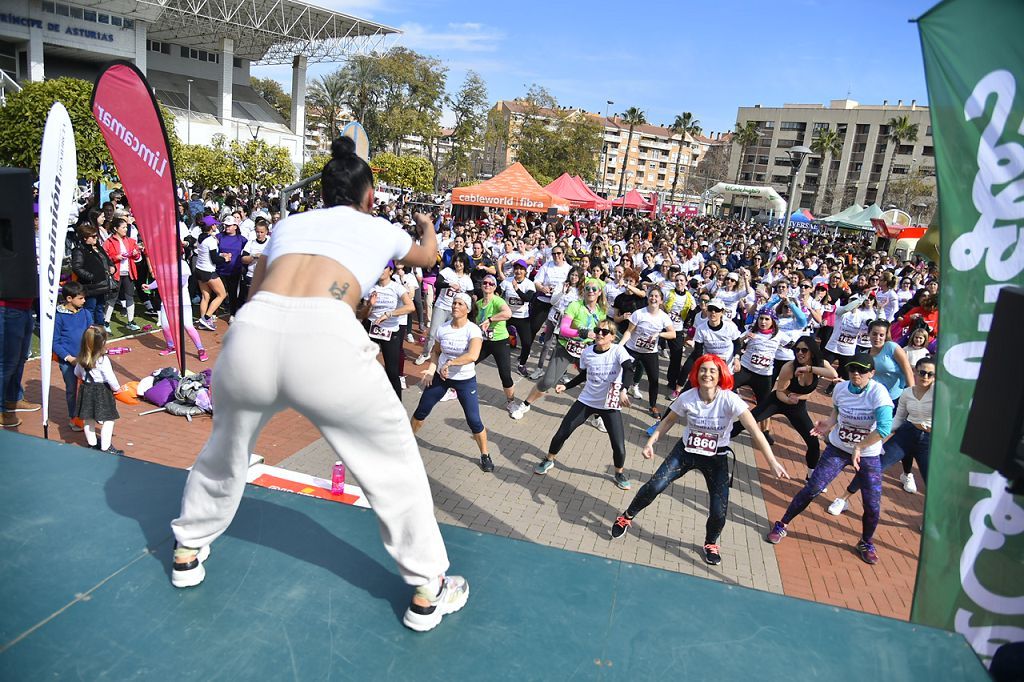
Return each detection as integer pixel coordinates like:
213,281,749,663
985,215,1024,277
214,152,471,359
781,145,813,257
186,79,193,144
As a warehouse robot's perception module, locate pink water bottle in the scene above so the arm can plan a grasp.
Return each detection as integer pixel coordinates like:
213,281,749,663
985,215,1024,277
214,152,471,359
331,461,346,495
107,347,132,356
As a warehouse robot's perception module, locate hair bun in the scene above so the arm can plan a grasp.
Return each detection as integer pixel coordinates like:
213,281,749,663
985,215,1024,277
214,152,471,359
331,136,356,159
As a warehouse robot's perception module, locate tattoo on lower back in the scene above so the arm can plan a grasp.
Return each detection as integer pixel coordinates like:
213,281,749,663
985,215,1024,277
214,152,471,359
329,281,349,300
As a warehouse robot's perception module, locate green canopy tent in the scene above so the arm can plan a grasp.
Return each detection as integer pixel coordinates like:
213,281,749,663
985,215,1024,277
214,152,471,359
836,203,885,231
820,203,864,224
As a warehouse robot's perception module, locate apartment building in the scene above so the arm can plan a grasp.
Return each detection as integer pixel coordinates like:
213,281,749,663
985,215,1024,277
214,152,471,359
485,100,730,203
729,99,935,216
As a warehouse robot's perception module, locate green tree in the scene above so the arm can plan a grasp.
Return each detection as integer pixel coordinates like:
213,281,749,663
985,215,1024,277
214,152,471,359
175,142,235,189
298,153,331,193
668,112,701,204
615,106,646,200
307,71,347,140
732,121,760,183
225,138,295,189
251,77,292,126
339,55,380,140
810,127,844,213
514,86,602,185
0,77,179,183
372,152,434,192
431,70,487,190
886,166,936,218
881,114,920,206
373,48,447,155
483,106,510,176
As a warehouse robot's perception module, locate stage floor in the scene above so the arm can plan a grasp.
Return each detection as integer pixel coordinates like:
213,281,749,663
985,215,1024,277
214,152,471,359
0,432,986,680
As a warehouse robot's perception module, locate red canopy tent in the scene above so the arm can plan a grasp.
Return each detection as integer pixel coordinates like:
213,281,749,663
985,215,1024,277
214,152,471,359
569,175,613,210
543,173,598,209
610,188,654,211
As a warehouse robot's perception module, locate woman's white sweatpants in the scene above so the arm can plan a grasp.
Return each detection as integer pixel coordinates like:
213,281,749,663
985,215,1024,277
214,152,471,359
170,292,449,586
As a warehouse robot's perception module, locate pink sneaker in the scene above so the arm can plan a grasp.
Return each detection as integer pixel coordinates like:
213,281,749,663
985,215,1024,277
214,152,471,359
159,347,176,356
198,349,209,362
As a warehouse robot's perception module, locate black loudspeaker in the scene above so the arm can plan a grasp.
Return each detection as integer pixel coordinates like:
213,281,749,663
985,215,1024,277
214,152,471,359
0,168,38,299
546,207,557,223
960,285,1024,493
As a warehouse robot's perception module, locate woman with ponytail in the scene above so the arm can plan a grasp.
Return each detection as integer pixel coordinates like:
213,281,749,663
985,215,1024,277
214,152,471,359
170,137,468,633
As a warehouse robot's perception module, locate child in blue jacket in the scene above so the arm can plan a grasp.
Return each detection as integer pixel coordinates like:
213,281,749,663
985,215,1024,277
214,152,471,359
53,281,92,429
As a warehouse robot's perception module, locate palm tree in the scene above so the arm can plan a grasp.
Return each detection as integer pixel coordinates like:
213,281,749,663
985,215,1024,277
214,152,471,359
669,112,701,205
810,127,843,214
732,121,760,183
615,107,647,205
307,70,348,141
881,114,920,206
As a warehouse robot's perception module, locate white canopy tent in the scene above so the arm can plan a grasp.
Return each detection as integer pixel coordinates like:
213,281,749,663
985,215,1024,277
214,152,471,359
707,182,787,216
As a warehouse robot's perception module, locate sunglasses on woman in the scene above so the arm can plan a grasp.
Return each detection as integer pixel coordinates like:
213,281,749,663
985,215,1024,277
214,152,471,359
595,328,614,337
918,370,935,378
584,286,601,293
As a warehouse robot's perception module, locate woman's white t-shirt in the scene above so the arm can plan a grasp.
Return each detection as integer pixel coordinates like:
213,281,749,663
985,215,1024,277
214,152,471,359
437,321,483,381
694,319,741,362
625,307,672,354
740,331,782,376
577,344,633,410
828,380,894,457
367,280,407,333
194,233,218,273
435,267,474,312
669,388,748,456
500,278,536,318
826,308,874,356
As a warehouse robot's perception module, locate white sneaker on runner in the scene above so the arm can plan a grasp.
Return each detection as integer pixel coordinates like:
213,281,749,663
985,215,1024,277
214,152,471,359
399,376,407,390
403,575,470,632
630,385,643,400
827,497,847,516
510,402,531,420
591,414,607,433
440,388,457,402
901,473,918,494
414,354,429,366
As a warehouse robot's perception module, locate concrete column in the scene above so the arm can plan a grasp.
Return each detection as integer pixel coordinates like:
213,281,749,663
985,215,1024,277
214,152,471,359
219,37,234,134
27,25,44,82
133,21,147,75
290,55,307,157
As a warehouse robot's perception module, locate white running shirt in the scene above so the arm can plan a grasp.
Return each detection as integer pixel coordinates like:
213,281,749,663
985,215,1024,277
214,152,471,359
669,388,748,456
577,344,633,410
437,321,483,381
828,380,894,457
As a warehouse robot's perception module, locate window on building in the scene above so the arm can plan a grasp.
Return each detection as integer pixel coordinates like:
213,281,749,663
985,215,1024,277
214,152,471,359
42,1,55,12
780,121,806,131
873,163,884,173
926,126,932,136
922,146,934,156
856,124,870,135
111,15,122,26
762,121,775,129
892,165,909,175
813,122,830,131
878,125,890,136
758,156,769,165
83,9,96,20
772,175,789,184
897,144,914,155
853,143,867,153
852,162,863,172
234,57,242,68
181,46,189,58
71,6,83,19
774,156,792,166
56,3,70,16
98,13,109,23
124,19,133,29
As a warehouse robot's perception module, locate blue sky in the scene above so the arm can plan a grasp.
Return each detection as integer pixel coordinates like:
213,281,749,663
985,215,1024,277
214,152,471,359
252,0,937,135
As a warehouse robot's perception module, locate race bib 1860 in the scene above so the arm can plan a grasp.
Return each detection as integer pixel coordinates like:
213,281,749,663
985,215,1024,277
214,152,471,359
686,429,719,457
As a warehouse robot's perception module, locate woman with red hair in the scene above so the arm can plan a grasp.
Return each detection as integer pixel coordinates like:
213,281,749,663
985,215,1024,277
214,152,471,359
610,354,789,566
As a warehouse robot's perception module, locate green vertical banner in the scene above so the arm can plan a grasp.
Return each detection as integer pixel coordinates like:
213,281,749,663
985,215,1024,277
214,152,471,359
914,0,1024,665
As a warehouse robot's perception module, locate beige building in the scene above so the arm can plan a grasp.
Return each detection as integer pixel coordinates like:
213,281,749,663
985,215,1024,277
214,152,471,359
486,100,730,204
729,99,935,217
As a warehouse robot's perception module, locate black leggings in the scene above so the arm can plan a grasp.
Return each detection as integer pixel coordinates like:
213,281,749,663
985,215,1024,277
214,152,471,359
373,333,404,398
627,348,660,408
509,316,534,366
549,400,627,468
665,334,687,390
733,367,773,405
476,338,514,389
825,350,853,380
625,442,731,545
733,393,820,468
222,272,243,315
529,299,552,338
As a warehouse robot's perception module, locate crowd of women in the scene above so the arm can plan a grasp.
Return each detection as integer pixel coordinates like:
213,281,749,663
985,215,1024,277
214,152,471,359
345,204,938,567
56,183,940,570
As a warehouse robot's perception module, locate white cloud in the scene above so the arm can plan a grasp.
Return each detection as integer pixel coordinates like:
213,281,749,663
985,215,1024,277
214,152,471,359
396,21,504,53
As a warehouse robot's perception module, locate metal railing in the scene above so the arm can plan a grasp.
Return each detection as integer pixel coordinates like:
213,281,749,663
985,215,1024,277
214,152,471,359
0,71,21,107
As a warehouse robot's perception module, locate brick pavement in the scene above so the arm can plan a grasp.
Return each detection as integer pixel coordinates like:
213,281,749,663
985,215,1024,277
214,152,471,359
7,327,923,619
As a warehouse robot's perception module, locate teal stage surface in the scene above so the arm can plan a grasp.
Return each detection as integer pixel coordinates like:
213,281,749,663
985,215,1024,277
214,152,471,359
0,431,987,680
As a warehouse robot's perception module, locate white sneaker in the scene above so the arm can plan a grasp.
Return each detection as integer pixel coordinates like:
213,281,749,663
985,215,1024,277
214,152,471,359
630,385,643,400
827,497,847,516
400,376,407,390
510,402,531,420
591,414,607,433
171,544,211,588
440,388,457,402
506,399,517,416
406,333,415,343
403,575,470,632
414,354,429,366
901,473,918,494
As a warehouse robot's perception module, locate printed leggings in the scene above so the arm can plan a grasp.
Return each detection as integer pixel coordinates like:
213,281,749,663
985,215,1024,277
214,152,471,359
781,443,882,543
549,400,627,468
625,442,731,545
171,292,449,586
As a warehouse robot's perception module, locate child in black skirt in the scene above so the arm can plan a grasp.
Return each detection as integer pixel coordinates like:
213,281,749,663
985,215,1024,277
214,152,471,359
74,325,124,455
